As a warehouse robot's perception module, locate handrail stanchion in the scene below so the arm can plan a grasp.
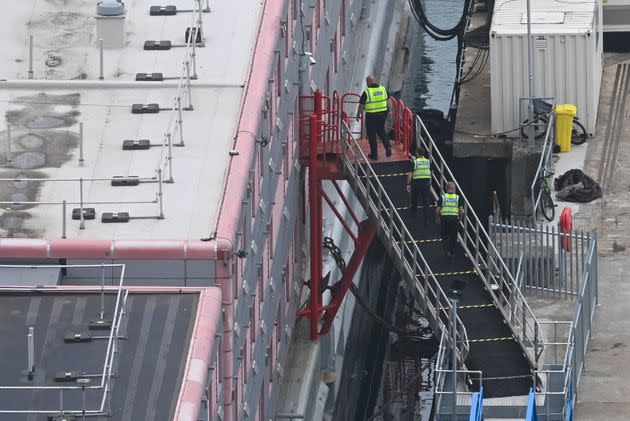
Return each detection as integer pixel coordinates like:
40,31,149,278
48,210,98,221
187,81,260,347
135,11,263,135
157,169,164,219
28,34,34,79
79,177,85,229
99,39,104,81
177,97,185,146
185,61,193,110
196,0,204,46
100,264,105,320
6,123,12,163
79,122,85,166
166,133,174,183
62,200,67,239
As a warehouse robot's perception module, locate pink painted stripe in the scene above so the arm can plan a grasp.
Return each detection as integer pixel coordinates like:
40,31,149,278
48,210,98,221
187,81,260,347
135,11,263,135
0,238,231,260
214,0,286,243
173,288,223,421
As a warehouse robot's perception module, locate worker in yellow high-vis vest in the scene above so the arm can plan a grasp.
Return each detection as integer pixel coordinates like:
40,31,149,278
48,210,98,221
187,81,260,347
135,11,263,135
435,182,464,260
356,75,392,160
406,148,433,227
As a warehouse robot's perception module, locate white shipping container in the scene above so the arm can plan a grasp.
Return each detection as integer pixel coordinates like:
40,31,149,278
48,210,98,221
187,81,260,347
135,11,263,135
490,0,603,135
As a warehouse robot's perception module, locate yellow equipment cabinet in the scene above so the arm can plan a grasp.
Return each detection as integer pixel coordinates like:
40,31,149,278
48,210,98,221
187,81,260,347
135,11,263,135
555,104,577,153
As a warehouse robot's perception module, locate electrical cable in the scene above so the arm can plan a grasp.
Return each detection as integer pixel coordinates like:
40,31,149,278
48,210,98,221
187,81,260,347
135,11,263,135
408,0,473,41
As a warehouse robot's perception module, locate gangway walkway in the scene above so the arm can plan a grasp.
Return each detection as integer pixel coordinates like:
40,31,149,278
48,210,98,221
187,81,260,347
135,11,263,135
298,90,543,400
366,158,531,397
338,114,544,399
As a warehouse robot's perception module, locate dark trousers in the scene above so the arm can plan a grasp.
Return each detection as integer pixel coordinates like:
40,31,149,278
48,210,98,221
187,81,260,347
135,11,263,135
440,216,459,257
410,179,431,225
365,112,391,156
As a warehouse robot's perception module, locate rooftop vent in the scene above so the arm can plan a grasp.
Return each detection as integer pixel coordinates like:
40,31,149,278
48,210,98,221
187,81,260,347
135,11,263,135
97,0,125,16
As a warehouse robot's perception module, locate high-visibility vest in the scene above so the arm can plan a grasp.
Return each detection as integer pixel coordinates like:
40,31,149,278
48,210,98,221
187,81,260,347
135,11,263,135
441,193,459,216
364,85,388,113
413,157,430,179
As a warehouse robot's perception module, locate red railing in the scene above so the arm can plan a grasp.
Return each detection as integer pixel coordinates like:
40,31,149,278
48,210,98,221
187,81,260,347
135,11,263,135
300,90,415,162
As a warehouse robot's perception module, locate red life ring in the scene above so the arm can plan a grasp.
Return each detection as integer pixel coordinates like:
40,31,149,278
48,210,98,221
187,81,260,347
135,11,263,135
560,207,572,252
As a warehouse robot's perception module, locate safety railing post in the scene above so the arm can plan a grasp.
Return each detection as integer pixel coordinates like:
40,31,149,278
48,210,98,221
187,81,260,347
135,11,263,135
79,122,85,166
157,169,164,219
28,34,34,79
177,97,185,146
191,28,198,79
59,388,64,415
185,61,193,110
6,123,12,163
166,133,174,183
79,178,85,229
100,264,105,320
196,0,205,46
62,200,67,239
99,39,104,80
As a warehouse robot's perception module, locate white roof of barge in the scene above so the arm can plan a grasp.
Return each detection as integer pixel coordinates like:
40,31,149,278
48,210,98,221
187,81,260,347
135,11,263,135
491,0,597,35
0,0,263,240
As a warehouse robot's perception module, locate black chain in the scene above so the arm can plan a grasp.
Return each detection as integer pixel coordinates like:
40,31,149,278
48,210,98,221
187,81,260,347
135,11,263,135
323,236,346,271
322,236,432,337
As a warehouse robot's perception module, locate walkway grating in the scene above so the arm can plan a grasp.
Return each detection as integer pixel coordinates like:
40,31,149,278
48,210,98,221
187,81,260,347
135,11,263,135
359,157,534,398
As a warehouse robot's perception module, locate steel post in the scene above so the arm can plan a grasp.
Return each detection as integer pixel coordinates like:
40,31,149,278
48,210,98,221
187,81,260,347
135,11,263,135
177,97,185,146
450,298,458,421
79,178,85,229
99,39,104,80
62,200,67,239
100,264,105,320
28,35,34,79
185,61,193,110
6,123,12,163
79,122,84,166
526,0,535,146
157,169,164,219
167,133,174,182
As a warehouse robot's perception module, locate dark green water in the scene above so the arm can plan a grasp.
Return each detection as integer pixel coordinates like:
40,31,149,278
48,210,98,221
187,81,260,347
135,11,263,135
401,0,463,115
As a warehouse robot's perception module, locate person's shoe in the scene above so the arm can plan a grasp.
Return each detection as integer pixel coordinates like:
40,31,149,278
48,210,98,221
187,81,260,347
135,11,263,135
368,153,378,160
386,148,392,157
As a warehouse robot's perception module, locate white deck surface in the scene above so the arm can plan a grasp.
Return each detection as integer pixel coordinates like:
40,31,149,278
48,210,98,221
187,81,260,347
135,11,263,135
0,0,263,239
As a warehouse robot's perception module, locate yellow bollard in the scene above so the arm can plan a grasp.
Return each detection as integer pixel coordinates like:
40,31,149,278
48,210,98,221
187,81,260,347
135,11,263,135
555,104,577,153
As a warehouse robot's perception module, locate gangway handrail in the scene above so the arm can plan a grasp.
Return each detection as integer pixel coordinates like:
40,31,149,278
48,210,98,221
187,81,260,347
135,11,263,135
340,121,470,363
415,115,545,368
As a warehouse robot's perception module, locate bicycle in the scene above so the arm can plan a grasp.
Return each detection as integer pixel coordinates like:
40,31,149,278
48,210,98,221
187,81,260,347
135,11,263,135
521,99,588,145
536,175,555,222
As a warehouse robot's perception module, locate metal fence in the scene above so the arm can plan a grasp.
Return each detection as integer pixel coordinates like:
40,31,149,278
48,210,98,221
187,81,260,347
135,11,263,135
532,236,598,420
0,264,128,417
2,0,207,234
489,216,595,298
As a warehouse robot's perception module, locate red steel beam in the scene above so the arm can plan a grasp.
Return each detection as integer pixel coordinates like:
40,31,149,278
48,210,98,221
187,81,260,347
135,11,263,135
331,179,361,228
318,186,359,245
308,113,323,341
319,219,376,335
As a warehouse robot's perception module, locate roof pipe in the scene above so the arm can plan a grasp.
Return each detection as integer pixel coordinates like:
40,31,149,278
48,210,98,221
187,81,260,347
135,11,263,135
0,238,233,260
